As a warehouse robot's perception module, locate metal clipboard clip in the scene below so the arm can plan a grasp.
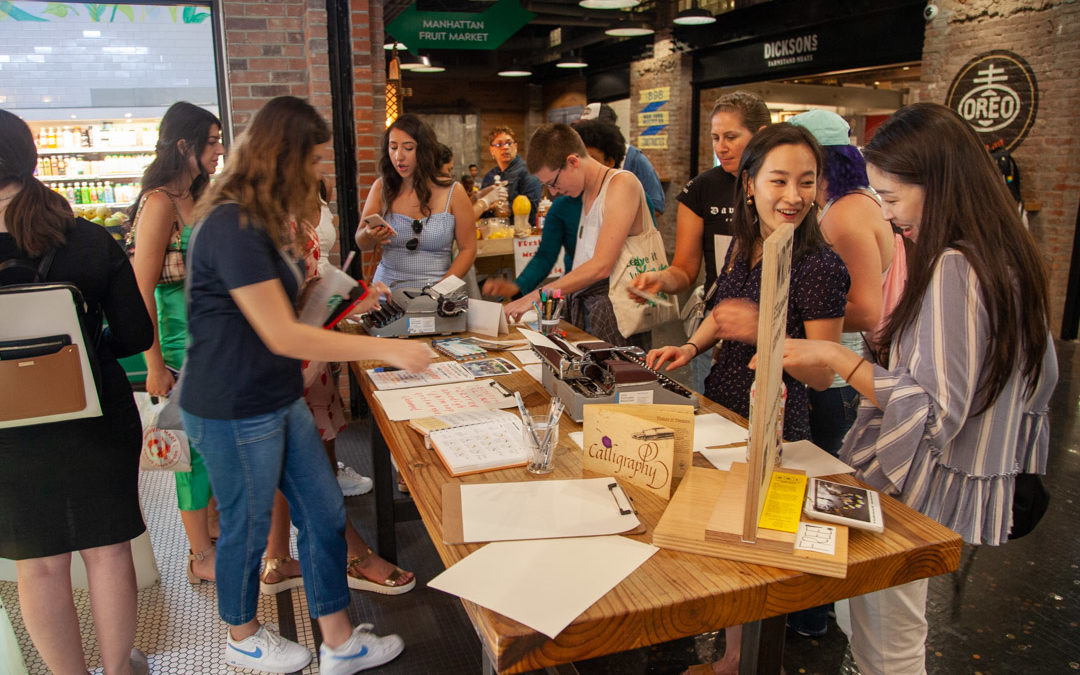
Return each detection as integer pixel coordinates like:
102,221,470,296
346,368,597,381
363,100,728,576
608,482,635,516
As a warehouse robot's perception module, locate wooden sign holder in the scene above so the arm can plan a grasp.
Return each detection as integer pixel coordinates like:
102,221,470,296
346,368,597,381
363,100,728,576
652,224,850,577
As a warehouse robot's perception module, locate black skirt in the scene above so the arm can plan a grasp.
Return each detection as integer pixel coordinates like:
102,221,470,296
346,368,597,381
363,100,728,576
0,360,146,560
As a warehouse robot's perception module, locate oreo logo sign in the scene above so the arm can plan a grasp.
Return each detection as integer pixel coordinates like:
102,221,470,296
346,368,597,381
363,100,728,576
946,50,1038,151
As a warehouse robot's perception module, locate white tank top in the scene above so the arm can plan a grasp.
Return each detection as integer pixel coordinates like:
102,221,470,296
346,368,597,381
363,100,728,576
572,169,644,270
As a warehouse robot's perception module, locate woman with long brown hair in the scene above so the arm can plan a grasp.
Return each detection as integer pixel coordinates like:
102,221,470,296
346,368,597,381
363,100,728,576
779,102,1057,674
356,113,476,290
129,101,224,584
0,109,153,674
181,96,431,674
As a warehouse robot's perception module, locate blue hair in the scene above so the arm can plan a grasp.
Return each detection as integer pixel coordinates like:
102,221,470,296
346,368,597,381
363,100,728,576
823,144,869,202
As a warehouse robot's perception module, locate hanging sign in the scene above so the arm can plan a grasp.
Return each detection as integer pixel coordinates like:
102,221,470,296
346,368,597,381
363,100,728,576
387,0,535,51
945,50,1038,152
637,87,669,149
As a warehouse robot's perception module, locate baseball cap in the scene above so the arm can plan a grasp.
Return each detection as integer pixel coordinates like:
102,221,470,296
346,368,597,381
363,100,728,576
789,109,851,146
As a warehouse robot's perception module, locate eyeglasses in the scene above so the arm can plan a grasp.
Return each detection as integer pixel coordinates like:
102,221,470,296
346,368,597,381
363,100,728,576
543,165,564,192
490,140,516,149
406,218,424,251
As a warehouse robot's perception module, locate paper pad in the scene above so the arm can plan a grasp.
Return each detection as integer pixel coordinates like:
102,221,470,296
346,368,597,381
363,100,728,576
428,536,658,639
692,413,749,451
699,439,853,477
443,477,640,543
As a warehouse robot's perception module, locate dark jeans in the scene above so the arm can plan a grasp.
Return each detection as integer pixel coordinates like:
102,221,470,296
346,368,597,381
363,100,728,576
790,385,861,636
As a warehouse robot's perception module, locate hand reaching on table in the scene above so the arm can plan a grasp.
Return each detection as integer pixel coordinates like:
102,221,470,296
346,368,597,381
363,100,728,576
383,340,436,373
644,344,696,372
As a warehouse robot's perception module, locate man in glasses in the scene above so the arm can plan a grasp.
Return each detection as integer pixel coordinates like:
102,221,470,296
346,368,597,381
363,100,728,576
479,126,543,226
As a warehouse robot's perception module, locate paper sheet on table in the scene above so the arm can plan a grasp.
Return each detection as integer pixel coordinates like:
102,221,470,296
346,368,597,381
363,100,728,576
428,535,658,639
518,327,582,355
429,274,466,296
692,413,749,452
524,364,543,382
509,349,540,365
467,298,509,337
699,440,853,477
456,477,640,542
372,380,518,421
569,431,583,448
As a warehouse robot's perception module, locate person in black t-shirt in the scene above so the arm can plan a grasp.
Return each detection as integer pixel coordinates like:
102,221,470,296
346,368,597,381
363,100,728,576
630,90,770,301
181,97,432,674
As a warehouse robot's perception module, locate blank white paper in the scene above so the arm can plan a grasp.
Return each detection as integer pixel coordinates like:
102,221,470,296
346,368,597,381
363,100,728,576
428,535,658,639
692,413,749,451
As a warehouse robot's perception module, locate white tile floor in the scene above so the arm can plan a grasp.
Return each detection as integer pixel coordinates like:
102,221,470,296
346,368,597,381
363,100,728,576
0,469,316,675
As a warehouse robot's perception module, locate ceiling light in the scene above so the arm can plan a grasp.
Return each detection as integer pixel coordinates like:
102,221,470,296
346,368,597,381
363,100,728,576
498,67,533,77
399,54,429,71
604,20,655,37
580,0,640,8
673,1,715,25
413,59,446,73
556,52,588,68
383,41,408,51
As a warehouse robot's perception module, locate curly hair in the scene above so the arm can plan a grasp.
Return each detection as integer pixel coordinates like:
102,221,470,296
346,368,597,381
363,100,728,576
378,114,451,219
195,96,330,248
822,144,870,203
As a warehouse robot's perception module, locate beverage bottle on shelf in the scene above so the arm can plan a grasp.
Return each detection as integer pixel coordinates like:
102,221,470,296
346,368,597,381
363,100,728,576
537,197,551,232
63,183,76,203
37,128,48,150
103,182,115,204
80,182,91,205
47,128,57,149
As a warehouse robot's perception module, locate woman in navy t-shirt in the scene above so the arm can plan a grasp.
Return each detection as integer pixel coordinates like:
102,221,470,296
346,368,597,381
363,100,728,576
181,97,432,675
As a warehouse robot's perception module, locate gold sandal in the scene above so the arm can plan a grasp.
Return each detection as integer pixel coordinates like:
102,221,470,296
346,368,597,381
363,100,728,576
186,547,214,585
346,548,416,595
259,556,304,595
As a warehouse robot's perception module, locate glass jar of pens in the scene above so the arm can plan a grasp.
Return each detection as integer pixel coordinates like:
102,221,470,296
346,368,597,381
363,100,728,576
515,392,565,475
533,289,564,336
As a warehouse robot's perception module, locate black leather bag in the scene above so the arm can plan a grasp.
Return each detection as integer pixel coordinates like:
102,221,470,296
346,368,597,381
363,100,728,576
1009,473,1050,540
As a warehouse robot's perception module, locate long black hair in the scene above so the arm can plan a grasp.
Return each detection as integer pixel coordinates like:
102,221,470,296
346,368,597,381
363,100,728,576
378,114,450,219
129,101,221,217
0,109,73,257
864,102,1049,412
729,123,827,266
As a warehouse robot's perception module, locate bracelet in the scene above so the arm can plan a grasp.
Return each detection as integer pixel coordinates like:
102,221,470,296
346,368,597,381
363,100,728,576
844,357,867,382
682,342,700,357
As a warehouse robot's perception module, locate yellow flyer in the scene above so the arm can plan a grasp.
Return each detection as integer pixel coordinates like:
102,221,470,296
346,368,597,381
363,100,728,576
757,471,808,533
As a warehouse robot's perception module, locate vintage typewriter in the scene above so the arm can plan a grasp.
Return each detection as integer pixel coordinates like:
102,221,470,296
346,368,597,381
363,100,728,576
358,283,468,338
531,336,698,422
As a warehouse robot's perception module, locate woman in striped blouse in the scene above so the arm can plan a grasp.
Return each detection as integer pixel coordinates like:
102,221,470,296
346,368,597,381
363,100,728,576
777,102,1057,674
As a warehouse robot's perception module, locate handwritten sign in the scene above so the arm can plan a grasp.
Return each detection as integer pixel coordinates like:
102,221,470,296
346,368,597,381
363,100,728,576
583,406,675,499
513,235,565,278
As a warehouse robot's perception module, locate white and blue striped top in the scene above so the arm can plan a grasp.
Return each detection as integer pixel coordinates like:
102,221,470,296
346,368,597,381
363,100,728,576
840,249,1058,546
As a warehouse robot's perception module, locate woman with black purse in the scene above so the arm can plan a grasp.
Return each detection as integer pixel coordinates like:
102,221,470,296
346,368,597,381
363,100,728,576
0,110,154,674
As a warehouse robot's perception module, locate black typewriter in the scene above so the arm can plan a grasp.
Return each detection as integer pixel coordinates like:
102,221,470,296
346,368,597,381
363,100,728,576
531,336,698,422
358,284,468,338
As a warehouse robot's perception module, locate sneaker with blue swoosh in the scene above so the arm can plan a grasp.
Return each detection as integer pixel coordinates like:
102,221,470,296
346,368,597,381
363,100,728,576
225,623,312,673
319,623,404,674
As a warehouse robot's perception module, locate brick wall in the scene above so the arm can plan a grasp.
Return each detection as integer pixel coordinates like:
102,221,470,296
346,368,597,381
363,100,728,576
628,34,694,253
221,0,382,417
917,0,1080,334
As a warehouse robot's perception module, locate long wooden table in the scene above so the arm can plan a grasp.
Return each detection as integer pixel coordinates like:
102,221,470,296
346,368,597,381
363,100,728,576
349,324,962,674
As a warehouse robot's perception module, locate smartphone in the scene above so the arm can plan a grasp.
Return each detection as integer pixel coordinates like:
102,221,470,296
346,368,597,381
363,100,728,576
362,214,397,237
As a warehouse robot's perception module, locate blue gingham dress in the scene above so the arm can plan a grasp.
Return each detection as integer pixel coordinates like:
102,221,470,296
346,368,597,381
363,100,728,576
372,183,457,290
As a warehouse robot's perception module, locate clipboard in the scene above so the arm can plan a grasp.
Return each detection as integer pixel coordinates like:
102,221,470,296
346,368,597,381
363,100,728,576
442,477,645,544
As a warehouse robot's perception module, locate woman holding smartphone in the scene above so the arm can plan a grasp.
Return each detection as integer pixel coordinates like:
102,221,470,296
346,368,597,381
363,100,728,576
181,96,432,674
356,114,477,290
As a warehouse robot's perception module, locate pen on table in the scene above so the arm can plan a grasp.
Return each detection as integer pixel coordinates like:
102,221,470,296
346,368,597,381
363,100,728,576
488,379,511,397
373,366,399,372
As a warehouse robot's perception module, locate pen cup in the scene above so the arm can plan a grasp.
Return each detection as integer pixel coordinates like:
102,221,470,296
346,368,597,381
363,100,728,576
539,317,560,335
524,414,558,474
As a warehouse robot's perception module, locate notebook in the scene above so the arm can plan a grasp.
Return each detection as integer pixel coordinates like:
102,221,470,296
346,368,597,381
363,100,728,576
419,409,529,476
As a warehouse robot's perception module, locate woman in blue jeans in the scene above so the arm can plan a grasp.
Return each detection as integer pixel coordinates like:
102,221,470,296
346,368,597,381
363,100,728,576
180,96,432,675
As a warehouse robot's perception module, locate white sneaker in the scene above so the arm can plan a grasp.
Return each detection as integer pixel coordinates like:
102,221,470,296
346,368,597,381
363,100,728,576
318,623,404,675
225,623,312,673
337,463,373,496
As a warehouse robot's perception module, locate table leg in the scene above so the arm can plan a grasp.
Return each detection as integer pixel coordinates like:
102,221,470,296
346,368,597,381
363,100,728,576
738,615,786,675
369,416,398,564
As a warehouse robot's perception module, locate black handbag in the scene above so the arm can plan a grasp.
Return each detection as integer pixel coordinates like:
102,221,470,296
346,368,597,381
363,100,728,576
1009,473,1050,540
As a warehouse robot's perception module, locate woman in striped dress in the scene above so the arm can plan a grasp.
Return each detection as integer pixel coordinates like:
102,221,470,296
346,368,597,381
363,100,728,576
777,102,1057,674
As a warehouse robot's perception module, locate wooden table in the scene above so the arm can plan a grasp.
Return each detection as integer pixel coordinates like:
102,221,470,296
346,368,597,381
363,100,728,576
350,325,962,674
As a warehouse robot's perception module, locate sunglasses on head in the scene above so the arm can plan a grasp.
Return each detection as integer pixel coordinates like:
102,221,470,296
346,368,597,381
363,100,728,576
406,218,424,251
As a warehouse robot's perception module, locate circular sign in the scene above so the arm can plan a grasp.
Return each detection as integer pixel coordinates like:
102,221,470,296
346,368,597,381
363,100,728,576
946,50,1038,152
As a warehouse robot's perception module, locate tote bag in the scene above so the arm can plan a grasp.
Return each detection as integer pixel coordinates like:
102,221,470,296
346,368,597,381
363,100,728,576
607,186,679,338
